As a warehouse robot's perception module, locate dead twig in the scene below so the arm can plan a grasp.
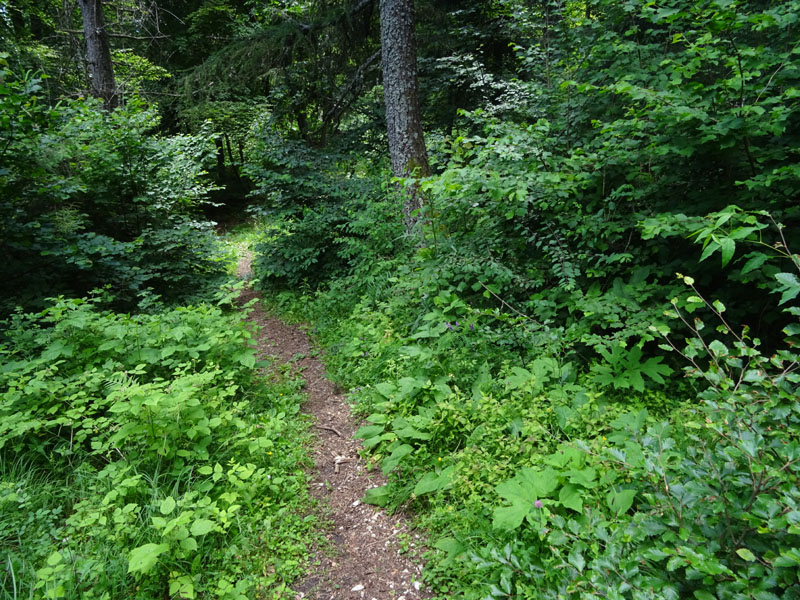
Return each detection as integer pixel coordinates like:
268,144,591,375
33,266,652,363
316,425,344,437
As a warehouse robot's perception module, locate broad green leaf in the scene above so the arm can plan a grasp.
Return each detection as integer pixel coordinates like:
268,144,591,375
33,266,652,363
128,543,169,574
518,467,559,498
607,488,636,516
492,502,529,531
354,425,384,439
394,425,431,441
160,496,176,515
190,519,215,536
363,485,391,507
414,466,455,496
567,468,597,488
559,484,583,513
180,537,198,552
505,367,532,390
719,238,735,267
496,480,527,504
374,382,396,398
381,444,414,474
238,352,256,368
736,548,756,562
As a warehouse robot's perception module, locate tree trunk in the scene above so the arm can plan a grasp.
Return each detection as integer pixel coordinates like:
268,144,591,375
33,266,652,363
379,0,430,233
79,0,117,109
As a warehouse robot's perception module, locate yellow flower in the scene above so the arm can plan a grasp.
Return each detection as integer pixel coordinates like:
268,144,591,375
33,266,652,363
267,451,273,455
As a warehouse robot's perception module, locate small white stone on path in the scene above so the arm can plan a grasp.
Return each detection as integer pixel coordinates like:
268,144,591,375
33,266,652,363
351,584,364,592
351,500,360,507
413,581,421,591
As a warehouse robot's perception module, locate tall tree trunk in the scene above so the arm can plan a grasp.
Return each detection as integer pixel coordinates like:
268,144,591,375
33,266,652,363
79,0,117,109
379,0,430,233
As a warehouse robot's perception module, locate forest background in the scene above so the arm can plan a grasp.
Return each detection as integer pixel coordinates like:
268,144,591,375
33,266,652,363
1,0,800,599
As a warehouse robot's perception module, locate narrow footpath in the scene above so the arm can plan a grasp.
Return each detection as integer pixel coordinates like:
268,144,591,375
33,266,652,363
236,251,430,600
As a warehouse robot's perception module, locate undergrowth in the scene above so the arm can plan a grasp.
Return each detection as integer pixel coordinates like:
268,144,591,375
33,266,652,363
261,209,800,599
0,290,320,600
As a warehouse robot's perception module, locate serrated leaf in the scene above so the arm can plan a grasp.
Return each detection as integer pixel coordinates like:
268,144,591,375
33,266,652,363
720,238,735,267
568,548,585,572
775,272,800,304
128,543,169,574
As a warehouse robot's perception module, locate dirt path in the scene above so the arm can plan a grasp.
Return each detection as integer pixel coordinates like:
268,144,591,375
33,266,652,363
236,252,430,600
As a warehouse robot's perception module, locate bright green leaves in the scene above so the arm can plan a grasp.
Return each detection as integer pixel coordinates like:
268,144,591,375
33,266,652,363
606,489,636,516
362,485,392,507
160,497,177,515
775,272,800,305
381,444,414,475
591,344,673,392
190,519,216,537
414,466,455,496
493,467,585,530
128,543,169,575
1,297,319,598
558,484,583,513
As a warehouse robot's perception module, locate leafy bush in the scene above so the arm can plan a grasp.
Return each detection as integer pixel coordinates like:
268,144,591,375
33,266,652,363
260,199,800,600
0,60,226,315
245,130,400,288
0,296,318,599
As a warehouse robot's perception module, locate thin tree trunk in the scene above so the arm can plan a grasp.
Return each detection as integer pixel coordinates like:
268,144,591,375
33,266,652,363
380,0,430,233
79,0,117,109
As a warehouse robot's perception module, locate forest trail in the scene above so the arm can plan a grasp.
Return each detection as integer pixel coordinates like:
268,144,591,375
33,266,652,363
235,249,430,600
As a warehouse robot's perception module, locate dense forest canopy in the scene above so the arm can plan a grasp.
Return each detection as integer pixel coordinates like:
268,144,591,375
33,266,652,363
2,0,800,598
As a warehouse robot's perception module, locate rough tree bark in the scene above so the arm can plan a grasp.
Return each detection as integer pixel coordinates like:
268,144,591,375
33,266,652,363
379,0,430,233
79,0,117,109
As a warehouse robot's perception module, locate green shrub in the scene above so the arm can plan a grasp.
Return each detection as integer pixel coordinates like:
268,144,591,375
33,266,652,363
0,296,318,599
0,62,225,315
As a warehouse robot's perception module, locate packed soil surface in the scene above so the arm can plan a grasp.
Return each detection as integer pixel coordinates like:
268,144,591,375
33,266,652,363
237,252,430,600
